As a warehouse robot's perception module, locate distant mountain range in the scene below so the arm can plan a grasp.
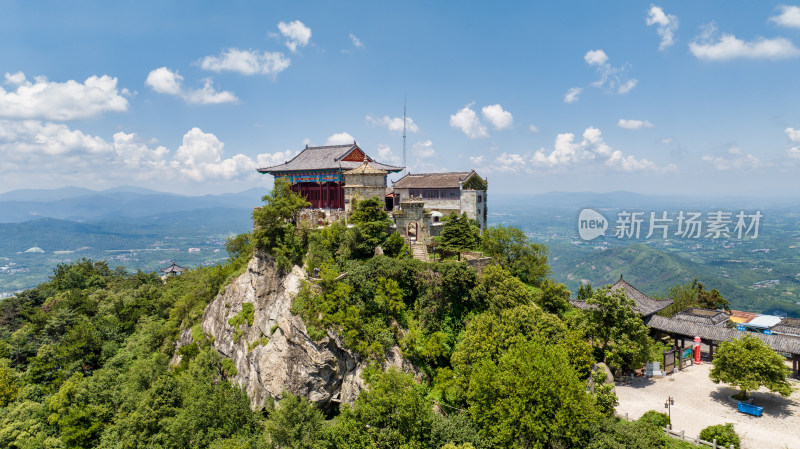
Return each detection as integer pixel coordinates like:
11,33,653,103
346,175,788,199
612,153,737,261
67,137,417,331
0,186,265,223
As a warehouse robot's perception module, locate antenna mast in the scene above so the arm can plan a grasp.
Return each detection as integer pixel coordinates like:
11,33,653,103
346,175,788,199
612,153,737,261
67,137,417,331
403,96,407,176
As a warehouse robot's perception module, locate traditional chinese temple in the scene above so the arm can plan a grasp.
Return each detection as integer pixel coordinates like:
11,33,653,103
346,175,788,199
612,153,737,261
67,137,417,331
257,142,403,209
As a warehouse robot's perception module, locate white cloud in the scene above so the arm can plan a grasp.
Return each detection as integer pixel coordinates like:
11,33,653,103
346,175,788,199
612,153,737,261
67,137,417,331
365,115,419,133
326,132,356,145
349,33,364,48
584,49,608,66
172,128,258,181
469,155,485,165
0,119,112,157
449,104,488,138
585,51,638,94
112,132,169,170
481,104,513,130
785,127,800,142
689,23,800,61
564,87,582,103
413,140,435,159
701,146,766,170
257,150,296,168
531,127,667,172
199,48,290,76
785,127,800,159
376,144,402,166
618,119,654,130
529,124,540,133
278,20,312,52
0,121,263,183
618,79,638,94
0,72,128,120
646,5,679,50
146,67,237,104
770,5,800,28
661,138,674,144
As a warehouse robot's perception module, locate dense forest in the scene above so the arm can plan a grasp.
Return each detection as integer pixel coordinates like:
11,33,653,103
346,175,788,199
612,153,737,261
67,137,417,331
0,180,702,448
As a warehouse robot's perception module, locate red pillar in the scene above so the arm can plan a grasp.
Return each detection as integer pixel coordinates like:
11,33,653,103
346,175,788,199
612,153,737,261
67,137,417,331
693,336,702,364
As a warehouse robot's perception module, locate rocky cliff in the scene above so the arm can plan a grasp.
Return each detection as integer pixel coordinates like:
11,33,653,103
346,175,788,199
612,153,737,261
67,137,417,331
194,251,414,413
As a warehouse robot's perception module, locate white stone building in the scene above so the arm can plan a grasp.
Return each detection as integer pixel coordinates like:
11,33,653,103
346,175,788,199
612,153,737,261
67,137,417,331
391,170,487,229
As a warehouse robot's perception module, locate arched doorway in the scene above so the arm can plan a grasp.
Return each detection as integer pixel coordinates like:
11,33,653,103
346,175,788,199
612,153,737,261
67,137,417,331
407,222,418,241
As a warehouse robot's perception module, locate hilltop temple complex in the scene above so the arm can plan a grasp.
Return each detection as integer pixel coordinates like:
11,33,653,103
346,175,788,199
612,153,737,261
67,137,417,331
257,142,488,244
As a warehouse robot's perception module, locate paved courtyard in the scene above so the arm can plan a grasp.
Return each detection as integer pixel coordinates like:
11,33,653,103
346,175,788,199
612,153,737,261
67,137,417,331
615,363,800,449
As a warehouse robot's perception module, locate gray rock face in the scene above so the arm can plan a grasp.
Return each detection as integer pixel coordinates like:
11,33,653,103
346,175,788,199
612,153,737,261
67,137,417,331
199,252,414,413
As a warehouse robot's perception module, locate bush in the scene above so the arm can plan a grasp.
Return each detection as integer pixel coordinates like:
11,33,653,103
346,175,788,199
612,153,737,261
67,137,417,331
637,410,670,428
699,423,740,449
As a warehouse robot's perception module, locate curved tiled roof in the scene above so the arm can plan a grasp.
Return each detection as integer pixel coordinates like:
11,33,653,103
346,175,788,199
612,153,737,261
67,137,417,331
646,314,800,355
672,308,730,326
569,276,672,316
608,276,673,316
257,144,403,173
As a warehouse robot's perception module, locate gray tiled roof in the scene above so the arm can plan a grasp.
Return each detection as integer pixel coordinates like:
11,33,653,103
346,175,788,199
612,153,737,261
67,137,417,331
609,276,673,316
773,318,800,337
646,314,800,355
569,276,673,316
672,308,730,326
257,144,403,173
393,171,477,189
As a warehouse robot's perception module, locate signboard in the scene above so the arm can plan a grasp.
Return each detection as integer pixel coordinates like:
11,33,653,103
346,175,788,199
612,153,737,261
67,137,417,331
763,329,773,335
736,324,746,331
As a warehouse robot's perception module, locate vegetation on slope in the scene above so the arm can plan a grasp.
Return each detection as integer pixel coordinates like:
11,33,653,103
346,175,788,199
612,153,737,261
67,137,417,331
0,183,707,448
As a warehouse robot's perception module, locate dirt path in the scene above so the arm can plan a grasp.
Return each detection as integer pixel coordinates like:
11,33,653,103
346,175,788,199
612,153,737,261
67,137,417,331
615,363,800,449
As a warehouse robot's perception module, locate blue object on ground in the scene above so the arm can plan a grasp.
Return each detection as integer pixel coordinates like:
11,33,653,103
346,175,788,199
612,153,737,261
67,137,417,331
737,401,763,417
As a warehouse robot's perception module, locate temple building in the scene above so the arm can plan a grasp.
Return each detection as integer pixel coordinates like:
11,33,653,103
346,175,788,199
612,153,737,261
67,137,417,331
392,171,488,229
257,142,403,209
342,162,389,212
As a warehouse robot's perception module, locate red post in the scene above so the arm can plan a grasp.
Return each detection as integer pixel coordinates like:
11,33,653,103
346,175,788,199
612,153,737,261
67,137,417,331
693,336,702,365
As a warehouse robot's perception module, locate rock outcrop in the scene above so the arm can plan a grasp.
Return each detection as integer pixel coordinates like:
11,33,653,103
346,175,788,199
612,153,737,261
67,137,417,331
198,251,414,413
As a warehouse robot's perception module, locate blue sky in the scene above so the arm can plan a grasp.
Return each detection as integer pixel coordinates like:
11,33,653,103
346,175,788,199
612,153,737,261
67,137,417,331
1,1,800,196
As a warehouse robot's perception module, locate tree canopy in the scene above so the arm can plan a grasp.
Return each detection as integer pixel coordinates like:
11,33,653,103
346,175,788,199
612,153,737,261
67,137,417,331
439,213,480,260
709,334,794,399
584,287,653,372
480,225,549,286
252,178,310,270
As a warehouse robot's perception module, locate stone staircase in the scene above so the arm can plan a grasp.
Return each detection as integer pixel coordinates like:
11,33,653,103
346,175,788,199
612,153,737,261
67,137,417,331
410,243,430,262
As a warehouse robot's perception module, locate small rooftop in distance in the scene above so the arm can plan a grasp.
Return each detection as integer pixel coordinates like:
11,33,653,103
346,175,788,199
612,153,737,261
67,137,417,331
673,308,730,326
160,262,186,274
745,315,783,329
773,318,800,336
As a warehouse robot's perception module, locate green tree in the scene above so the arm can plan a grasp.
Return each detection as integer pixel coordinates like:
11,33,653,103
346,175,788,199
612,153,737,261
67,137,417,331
443,304,593,405
348,197,391,257
439,213,479,261
660,279,730,317
536,280,571,316
709,334,793,399
265,392,324,449
225,232,253,262
576,283,593,301
471,265,533,313
699,424,740,449
252,178,310,270
327,369,434,449
466,339,599,448
480,225,549,286
0,358,19,407
584,287,653,372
